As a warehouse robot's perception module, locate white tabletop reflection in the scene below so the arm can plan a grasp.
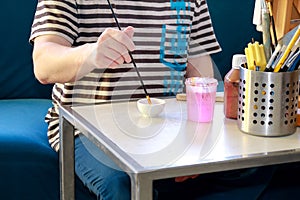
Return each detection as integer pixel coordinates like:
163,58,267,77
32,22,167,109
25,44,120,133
72,98,300,169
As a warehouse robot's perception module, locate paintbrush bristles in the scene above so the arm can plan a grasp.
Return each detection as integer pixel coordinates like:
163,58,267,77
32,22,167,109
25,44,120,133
146,95,152,104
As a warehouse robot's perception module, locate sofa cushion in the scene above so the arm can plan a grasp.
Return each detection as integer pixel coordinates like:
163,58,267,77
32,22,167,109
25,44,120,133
0,99,59,199
0,99,96,200
0,99,53,158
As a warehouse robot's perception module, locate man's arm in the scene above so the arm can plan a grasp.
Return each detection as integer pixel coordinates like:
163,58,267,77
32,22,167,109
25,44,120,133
175,55,214,182
186,55,214,78
32,27,135,84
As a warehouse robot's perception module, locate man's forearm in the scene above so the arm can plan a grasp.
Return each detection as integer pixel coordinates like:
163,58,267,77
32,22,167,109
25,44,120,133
33,38,95,84
186,55,214,78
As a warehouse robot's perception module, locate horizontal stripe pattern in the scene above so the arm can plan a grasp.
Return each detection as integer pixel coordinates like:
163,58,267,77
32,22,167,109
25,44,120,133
30,0,221,151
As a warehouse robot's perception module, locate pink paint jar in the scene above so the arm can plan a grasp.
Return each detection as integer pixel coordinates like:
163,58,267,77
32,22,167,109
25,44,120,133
185,77,218,122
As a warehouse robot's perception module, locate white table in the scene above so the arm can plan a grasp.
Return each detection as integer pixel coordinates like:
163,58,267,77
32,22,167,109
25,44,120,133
59,98,300,200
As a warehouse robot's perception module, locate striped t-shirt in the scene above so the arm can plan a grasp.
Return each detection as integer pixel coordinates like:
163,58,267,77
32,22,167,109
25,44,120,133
30,0,221,151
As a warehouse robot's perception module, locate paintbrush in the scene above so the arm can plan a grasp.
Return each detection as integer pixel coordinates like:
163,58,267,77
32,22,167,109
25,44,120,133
266,0,278,46
274,26,300,72
106,0,152,104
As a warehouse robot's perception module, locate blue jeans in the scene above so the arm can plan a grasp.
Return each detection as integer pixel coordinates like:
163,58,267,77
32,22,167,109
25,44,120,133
75,134,276,200
75,135,131,200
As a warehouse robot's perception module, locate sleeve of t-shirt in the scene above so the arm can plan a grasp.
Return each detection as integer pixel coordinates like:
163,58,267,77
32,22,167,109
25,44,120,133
29,0,78,44
188,0,221,58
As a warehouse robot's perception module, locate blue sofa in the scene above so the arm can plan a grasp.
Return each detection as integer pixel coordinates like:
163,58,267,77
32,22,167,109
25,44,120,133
4,0,291,200
0,1,96,200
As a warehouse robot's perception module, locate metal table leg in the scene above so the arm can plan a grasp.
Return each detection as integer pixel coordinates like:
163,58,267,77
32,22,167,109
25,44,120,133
59,116,75,200
131,173,153,200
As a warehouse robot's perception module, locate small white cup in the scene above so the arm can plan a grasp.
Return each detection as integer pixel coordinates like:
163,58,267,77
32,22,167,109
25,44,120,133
137,98,166,117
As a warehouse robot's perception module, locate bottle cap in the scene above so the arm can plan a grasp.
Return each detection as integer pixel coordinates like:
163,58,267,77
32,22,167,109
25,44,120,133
232,54,247,69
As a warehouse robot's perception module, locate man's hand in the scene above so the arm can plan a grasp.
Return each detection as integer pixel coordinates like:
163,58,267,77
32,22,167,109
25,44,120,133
91,26,135,69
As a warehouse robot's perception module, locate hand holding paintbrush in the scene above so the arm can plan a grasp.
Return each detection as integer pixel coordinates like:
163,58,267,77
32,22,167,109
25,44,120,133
106,0,152,104
93,27,135,68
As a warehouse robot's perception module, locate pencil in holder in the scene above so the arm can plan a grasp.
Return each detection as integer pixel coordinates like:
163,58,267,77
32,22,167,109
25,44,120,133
237,67,299,136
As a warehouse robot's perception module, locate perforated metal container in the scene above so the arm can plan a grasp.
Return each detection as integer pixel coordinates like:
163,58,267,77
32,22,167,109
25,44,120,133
237,67,299,136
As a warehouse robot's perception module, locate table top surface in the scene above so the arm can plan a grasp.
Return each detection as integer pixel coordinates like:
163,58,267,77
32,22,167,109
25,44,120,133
63,98,300,176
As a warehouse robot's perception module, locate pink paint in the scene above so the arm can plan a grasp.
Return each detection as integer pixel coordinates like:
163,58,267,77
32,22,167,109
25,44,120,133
185,77,218,122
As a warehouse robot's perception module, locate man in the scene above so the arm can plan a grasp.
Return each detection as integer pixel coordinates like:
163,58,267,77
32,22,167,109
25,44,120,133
32,1,274,199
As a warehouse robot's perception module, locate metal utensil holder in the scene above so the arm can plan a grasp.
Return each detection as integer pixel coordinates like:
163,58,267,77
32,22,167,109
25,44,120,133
238,67,299,136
